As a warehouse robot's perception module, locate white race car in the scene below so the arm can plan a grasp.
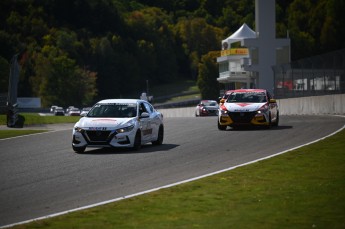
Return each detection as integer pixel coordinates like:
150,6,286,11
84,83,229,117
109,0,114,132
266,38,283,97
72,99,164,153
218,89,279,130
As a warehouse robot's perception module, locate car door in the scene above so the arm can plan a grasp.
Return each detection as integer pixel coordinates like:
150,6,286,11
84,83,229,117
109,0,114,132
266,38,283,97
139,102,152,142
144,102,161,140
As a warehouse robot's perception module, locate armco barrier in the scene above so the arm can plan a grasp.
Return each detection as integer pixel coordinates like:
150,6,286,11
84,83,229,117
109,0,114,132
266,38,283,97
157,94,345,117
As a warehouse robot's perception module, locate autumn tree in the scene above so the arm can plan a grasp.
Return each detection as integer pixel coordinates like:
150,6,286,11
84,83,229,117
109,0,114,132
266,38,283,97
197,51,220,99
174,18,224,79
31,44,97,107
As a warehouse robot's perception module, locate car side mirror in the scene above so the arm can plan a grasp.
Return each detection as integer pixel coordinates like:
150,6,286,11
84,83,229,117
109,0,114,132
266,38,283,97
140,112,150,118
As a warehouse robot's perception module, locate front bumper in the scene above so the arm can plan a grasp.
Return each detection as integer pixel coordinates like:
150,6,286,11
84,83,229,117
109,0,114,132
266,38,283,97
72,129,136,148
219,112,269,127
200,109,218,116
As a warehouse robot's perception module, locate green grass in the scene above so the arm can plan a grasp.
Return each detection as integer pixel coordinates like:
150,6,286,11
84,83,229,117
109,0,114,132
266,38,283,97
0,129,48,138
0,114,80,139
143,79,200,103
9,129,345,228
162,93,201,103
149,79,199,97
0,113,80,126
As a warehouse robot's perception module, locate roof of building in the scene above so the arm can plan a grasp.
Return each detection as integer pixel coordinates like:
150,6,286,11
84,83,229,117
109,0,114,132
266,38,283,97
222,23,256,47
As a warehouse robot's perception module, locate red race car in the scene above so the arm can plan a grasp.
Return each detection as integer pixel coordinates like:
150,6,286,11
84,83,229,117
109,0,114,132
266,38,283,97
195,100,219,117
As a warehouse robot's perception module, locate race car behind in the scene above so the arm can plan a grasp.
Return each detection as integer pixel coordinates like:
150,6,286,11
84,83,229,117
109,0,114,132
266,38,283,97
218,89,279,130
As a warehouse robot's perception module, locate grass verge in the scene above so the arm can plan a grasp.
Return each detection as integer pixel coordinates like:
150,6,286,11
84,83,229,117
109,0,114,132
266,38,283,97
0,114,80,126
0,130,48,139
9,129,345,228
0,114,80,139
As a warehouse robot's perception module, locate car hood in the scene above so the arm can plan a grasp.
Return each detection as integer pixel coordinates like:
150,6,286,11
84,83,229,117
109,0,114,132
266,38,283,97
204,105,219,110
76,117,136,130
223,102,266,112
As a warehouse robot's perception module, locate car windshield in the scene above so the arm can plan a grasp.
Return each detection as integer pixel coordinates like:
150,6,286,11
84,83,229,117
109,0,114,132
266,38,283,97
226,92,267,103
87,103,137,118
202,101,217,106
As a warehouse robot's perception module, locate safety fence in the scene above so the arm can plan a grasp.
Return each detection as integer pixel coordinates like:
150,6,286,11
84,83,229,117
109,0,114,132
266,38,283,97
273,48,345,99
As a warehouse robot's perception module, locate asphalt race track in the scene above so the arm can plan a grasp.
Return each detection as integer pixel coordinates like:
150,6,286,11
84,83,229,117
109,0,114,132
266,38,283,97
1,115,345,226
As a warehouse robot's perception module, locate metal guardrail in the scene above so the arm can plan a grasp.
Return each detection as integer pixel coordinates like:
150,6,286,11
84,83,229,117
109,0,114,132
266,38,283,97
273,48,345,99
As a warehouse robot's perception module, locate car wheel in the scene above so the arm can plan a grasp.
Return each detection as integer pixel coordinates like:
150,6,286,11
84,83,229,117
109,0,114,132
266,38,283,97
72,145,86,153
132,131,141,150
266,113,272,129
152,125,164,145
272,112,279,127
218,119,227,130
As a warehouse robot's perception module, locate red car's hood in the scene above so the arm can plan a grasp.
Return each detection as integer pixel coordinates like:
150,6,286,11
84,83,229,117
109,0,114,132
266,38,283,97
223,102,266,112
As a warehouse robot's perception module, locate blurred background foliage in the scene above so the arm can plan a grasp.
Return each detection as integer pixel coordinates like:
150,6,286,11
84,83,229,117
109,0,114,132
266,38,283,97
0,0,344,106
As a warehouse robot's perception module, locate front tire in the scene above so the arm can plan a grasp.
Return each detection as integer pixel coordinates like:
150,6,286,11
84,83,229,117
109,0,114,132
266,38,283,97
132,131,141,150
265,113,272,129
272,112,279,127
218,119,227,130
152,125,164,145
73,145,86,153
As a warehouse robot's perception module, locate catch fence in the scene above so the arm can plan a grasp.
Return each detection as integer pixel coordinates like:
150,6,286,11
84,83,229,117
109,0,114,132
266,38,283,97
273,48,345,99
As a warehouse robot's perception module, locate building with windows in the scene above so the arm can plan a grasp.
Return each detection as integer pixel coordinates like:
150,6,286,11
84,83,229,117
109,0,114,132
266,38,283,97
217,0,290,94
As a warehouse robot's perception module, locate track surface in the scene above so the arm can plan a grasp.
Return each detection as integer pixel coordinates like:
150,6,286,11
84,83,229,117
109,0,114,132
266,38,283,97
1,115,344,226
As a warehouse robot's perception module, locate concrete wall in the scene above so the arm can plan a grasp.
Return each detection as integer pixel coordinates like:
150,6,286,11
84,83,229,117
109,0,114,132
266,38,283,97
157,94,345,117
158,107,196,118
17,97,41,108
277,94,345,115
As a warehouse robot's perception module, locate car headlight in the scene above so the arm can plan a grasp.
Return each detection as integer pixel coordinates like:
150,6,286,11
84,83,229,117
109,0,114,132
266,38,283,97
220,109,228,114
116,124,135,133
257,104,269,113
74,127,85,133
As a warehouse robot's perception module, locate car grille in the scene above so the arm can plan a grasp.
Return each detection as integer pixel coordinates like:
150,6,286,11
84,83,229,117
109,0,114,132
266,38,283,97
229,112,256,123
85,130,112,142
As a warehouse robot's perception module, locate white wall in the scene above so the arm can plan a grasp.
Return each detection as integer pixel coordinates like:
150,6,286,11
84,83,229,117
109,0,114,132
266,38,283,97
17,97,41,108
157,94,345,117
277,94,345,115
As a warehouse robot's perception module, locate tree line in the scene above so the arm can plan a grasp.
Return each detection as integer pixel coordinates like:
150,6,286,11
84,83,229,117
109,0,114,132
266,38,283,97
0,0,344,107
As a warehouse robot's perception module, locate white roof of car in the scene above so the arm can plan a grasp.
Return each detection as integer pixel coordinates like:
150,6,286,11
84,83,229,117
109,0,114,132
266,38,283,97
96,99,146,104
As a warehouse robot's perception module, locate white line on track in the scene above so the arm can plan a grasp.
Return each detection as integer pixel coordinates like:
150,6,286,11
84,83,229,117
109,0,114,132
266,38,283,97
1,120,345,228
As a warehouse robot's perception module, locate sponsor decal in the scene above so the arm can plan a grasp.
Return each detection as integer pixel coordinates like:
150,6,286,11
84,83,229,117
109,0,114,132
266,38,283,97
236,103,250,107
98,103,136,107
220,104,227,110
234,109,250,112
92,119,117,122
88,127,107,130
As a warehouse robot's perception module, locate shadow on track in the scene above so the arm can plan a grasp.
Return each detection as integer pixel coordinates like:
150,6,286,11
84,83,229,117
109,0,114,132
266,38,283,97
77,143,179,155
225,125,293,131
